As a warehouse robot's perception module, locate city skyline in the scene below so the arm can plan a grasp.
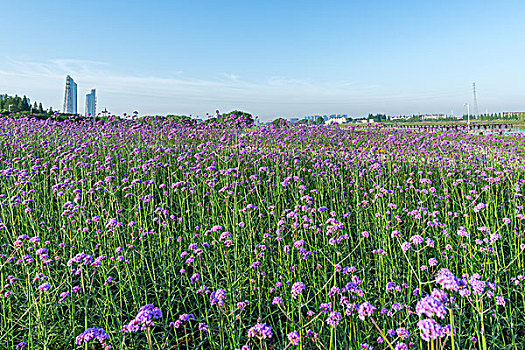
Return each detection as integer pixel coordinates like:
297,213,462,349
63,75,77,114
85,88,96,117
1,1,525,120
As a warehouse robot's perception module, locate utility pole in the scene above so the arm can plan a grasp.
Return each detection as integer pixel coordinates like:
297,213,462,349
464,103,470,129
472,82,479,119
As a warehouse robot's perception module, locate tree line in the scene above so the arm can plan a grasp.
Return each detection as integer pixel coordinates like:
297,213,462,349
0,94,53,114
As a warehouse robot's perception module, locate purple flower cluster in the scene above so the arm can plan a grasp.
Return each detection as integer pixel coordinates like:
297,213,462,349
417,318,444,342
247,323,273,339
75,328,110,349
358,302,376,320
415,295,447,319
121,304,162,332
210,288,227,307
291,282,305,299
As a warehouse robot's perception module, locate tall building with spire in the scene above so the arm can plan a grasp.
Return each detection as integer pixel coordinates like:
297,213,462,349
63,75,77,114
85,89,96,117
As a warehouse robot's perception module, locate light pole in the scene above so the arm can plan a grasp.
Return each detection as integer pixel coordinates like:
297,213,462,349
464,103,470,129
8,104,13,112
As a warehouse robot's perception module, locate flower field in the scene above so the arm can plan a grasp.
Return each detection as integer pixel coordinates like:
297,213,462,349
1,115,524,349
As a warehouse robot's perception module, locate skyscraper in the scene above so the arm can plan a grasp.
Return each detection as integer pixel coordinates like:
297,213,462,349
63,75,77,114
85,89,96,117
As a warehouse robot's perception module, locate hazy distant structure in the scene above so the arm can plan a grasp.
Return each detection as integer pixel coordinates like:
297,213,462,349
85,89,96,117
472,82,479,118
63,75,77,114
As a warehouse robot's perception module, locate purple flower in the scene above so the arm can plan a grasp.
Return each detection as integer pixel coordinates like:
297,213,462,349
496,295,505,306
287,331,300,346
291,282,305,299
415,296,447,319
417,318,444,342
473,202,487,213
75,328,109,347
16,342,28,349
395,342,408,350
198,323,209,332
358,302,376,320
247,323,273,339
435,268,461,291
428,258,438,267
272,297,283,306
121,304,162,332
38,282,50,292
410,235,424,245
320,302,332,313
210,288,226,306
401,242,411,252
396,327,410,340
190,273,200,284
326,311,342,327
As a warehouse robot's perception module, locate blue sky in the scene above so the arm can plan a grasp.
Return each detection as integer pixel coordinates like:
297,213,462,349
1,0,524,120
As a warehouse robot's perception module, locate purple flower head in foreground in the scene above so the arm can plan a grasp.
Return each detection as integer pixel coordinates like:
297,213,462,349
394,342,408,350
320,302,332,313
473,202,487,213
75,328,109,348
435,268,462,291
291,282,305,299
16,342,28,349
210,288,226,306
410,235,424,245
198,322,209,332
416,295,447,319
287,331,300,346
272,297,283,307
396,327,410,340
326,311,342,327
496,295,505,306
358,302,376,320
121,304,162,332
247,323,273,339
38,282,50,292
417,318,444,342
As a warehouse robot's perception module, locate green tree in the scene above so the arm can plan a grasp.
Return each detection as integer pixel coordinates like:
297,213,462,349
226,110,254,126
38,103,44,114
271,118,287,127
15,98,24,112
22,96,30,111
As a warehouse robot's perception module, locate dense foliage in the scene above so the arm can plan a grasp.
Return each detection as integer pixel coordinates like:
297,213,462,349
0,116,524,349
0,94,48,114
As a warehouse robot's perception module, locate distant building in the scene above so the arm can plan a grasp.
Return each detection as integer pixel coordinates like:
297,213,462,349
325,116,349,125
289,118,299,123
390,116,412,121
63,75,77,114
421,114,446,120
85,89,96,117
